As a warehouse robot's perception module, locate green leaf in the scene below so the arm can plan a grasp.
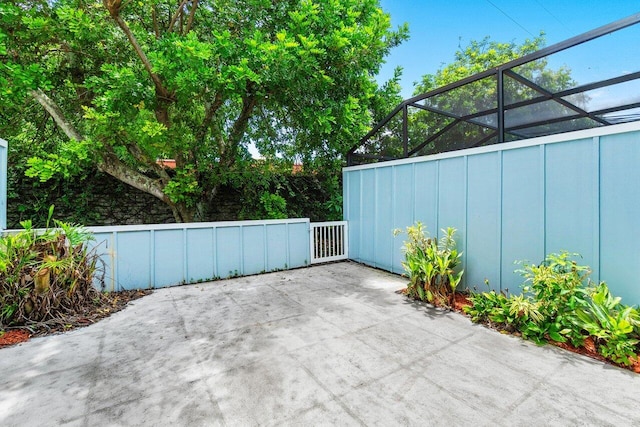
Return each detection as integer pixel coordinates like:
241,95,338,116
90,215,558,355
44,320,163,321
548,331,566,342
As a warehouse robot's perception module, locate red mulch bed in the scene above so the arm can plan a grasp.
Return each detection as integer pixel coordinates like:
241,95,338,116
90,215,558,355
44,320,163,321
0,330,30,347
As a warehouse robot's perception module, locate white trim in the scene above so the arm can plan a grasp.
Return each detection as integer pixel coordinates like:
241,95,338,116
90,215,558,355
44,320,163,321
344,121,640,172
5,218,310,235
310,220,348,227
0,138,7,148
85,218,309,233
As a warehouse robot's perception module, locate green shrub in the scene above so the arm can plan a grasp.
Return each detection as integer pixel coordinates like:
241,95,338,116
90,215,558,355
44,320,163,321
394,222,463,308
465,252,640,366
0,208,103,327
573,283,640,365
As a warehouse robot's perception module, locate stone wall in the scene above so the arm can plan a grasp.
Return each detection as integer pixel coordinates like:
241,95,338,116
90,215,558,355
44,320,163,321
7,171,245,228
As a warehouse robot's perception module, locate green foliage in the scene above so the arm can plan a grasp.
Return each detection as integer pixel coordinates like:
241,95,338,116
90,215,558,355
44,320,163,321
162,166,200,208
516,252,590,346
465,253,640,367
0,209,104,327
573,283,640,365
1,0,408,221
234,160,343,221
394,222,463,308
413,35,550,94
259,192,287,220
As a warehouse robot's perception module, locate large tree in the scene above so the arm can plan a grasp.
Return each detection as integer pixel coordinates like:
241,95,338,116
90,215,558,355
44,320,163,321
1,0,407,222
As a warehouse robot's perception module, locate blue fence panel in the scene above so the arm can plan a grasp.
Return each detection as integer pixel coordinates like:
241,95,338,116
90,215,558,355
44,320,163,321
413,161,438,235
117,231,152,289
242,225,266,275
343,122,640,305
344,170,361,261
153,229,185,288
392,164,414,274
600,131,640,304
71,219,311,291
545,138,597,274
186,228,215,283
89,232,114,291
466,152,501,292
359,169,376,264
374,167,394,271
265,224,287,271
501,146,544,291
216,226,242,279
287,221,310,268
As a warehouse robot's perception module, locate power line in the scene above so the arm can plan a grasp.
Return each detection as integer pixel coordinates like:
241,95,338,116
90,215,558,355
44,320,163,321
532,0,572,34
485,0,536,38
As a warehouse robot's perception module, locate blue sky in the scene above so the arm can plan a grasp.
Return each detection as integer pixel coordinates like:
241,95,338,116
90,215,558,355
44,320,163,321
377,1,640,98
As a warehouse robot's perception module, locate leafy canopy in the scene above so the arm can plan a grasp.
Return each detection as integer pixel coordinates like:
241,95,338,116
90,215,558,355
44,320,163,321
0,0,408,221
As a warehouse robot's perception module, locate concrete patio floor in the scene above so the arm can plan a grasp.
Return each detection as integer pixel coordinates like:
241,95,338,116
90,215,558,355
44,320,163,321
1,261,639,426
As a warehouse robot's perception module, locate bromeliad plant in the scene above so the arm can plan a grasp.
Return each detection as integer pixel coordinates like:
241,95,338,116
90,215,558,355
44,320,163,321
0,207,104,328
394,222,464,308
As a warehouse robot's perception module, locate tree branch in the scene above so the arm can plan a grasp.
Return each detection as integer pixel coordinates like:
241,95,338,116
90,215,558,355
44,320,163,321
168,0,189,33
152,6,160,39
30,89,84,142
185,0,198,34
99,147,169,203
229,88,258,148
123,141,172,184
103,2,175,127
30,88,179,216
111,15,171,101
196,92,224,144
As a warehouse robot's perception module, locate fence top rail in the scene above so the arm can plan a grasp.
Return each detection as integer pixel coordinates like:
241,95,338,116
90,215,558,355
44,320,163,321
310,221,348,228
4,218,311,235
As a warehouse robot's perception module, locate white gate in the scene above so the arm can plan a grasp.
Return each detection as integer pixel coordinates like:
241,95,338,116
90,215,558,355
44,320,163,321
310,221,348,264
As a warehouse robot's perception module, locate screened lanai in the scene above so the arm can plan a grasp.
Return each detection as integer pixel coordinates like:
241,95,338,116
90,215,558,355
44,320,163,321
348,12,640,165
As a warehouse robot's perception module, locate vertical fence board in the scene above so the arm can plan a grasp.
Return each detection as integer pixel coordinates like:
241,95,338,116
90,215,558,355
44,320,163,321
153,229,185,288
600,131,640,303
413,162,438,233
116,231,152,290
392,165,414,274
545,139,596,266
288,221,310,267
186,228,215,282
374,167,393,270
90,232,114,291
345,170,361,261
467,152,501,292
360,169,376,264
266,224,287,271
216,226,242,278
242,225,266,275
500,146,545,292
